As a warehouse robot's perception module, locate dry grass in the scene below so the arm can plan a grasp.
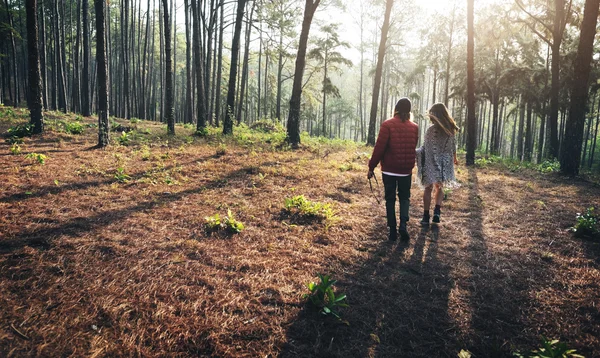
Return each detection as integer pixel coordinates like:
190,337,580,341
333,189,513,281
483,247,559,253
0,107,599,357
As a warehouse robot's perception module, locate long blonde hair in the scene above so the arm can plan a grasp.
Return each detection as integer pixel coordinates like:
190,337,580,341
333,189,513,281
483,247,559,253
428,103,459,136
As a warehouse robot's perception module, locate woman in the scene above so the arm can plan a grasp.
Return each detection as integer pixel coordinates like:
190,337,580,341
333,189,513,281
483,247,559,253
368,98,419,241
418,103,459,225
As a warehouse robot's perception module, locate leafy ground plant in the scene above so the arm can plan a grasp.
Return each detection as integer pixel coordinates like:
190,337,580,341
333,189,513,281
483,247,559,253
514,337,584,358
571,207,599,239
25,153,47,164
303,273,348,319
204,210,244,234
114,167,131,183
284,195,335,221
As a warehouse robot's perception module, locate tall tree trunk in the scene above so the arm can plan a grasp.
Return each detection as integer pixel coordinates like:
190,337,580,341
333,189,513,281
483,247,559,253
184,0,192,123
191,0,207,130
548,0,567,159
161,0,174,133
524,101,533,162
54,0,67,112
444,6,456,107
26,0,44,133
366,0,393,146
286,0,321,148
95,0,109,147
466,0,476,165
215,1,224,127
223,0,247,134
4,0,19,107
237,0,255,125
72,0,81,113
560,0,599,175
39,0,48,109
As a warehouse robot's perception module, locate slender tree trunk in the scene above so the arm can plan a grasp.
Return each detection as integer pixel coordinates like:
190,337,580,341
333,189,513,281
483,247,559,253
39,1,48,109
581,95,595,165
237,1,255,125
560,0,599,175
95,0,109,147
191,0,207,130
184,0,192,123
214,1,224,127
466,0,476,165
286,0,321,147
223,0,247,134
26,0,44,133
367,0,393,146
548,0,566,159
72,0,81,113
4,0,19,107
161,0,174,133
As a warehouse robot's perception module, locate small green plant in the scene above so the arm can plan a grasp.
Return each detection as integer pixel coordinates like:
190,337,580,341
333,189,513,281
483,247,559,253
117,131,130,145
204,210,244,234
74,115,83,121
204,213,221,231
195,127,209,137
571,207,599,239
303,273,348,319
284,195,335,221
114,167,131,183
513,337,584,358
338,162,360,172
443,187,452,200
10,144,21,155
224,209,244,233
130,118,140,124
537,160,560,173
6,123,33,138
26,152,47,164
216,143,227,156
64,121,84,134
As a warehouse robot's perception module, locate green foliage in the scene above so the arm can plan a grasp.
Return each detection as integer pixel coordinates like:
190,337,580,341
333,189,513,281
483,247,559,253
6,123,33,138
195,127,209,137
224,209,244,233
303,273,348,319
513,337,584,358
537,160,560,174
571,207,599,239
117,131,130,146
26,152,47,164
204,209,244,234
9,144,21,155
250,119,284,133
114,167,131,183
284,195,335,221
216,143,227,156
130,118,140,124
338,161,360,172
64,121,84,134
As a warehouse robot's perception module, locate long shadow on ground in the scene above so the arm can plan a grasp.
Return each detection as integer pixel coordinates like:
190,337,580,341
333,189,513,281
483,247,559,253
280,168,560,357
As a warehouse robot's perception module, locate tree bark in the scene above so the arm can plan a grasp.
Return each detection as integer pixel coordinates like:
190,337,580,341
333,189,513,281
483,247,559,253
366,0,393,146
95,0,109,147
286,0,321,148
26,0,44,133
223,0,247,134
191,0,207,130
466,0,476,165
161,0,174,133
560,0,599,175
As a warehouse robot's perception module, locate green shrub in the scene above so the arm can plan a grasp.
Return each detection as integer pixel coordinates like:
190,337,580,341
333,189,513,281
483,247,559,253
195,127,209,137
64,121,84,134
537,159,560,173
114,167,131,183
571,207,599,239
6,123,33,138
10,144,21,155
117,131,130,146
204,209,244,234
514,337,584,358
284,195,335,220
303,273,348,319
26,152,47,164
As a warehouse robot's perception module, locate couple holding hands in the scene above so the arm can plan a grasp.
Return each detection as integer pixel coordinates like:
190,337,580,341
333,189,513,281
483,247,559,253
367,98,459,241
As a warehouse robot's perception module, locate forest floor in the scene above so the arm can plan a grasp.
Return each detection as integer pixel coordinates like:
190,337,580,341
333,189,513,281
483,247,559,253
0,106,599,357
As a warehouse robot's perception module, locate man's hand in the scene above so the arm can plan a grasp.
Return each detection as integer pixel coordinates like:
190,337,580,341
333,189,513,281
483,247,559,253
367,170,374,179
454,158,459,165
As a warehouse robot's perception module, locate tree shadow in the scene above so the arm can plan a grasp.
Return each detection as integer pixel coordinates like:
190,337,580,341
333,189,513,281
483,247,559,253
0,165,254,253
280,215,456,357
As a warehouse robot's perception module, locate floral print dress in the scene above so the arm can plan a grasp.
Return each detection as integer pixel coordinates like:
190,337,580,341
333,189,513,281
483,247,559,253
416,125,458,187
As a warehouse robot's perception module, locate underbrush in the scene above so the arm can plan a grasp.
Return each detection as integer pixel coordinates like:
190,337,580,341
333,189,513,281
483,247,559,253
475,154,560,174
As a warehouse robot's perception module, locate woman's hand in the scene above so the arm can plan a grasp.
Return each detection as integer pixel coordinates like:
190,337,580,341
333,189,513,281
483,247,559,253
367,170,374,179
453,153,459,165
